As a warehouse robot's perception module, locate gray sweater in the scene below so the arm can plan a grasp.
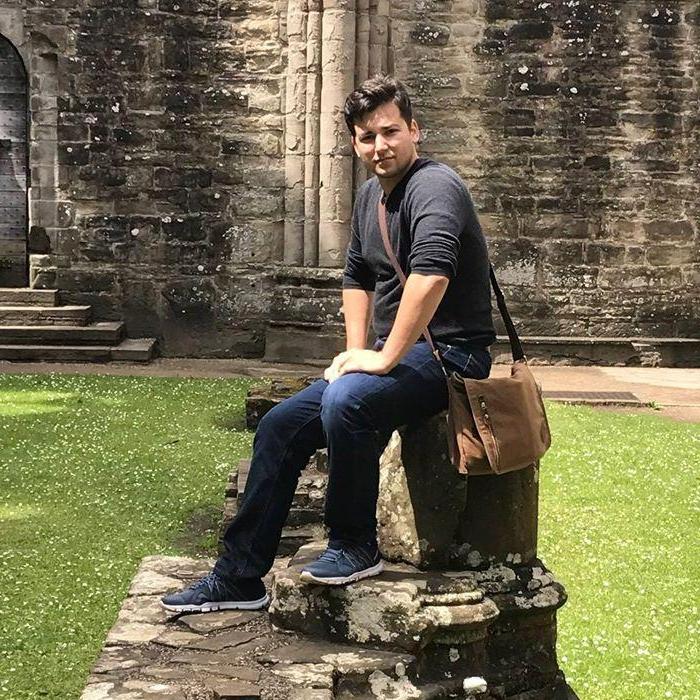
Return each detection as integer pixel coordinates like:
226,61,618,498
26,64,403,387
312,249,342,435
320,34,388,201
343,157,496,348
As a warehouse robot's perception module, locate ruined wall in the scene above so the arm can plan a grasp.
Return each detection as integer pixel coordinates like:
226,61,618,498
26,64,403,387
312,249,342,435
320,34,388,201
18,0,287,356
393,0,699,337
3,0,699,356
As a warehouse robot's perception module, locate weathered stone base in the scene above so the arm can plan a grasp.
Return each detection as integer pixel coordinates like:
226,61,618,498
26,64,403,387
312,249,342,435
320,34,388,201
83,556,419,700
84,555,576,700
271,543,571,699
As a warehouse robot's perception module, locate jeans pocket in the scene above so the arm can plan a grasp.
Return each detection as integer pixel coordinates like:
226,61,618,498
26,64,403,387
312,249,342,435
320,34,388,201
437,343,491,379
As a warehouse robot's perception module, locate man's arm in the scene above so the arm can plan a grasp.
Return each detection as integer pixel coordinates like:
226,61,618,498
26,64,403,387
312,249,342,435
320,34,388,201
343,288,374,351
379,273,449,370
325,272,448,383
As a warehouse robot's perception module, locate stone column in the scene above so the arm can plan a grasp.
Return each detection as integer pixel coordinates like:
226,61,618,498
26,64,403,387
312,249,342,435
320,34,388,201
355,0,370,83
284,0,393,267
283,0,308,265
303,0,322,266
369,0,390,75
352,0,370,193
376,413,539,569
318,0,356,267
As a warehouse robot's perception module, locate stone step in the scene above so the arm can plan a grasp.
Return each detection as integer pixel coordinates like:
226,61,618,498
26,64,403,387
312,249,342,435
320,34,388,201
264,322,344,366
265,323,700,368
219,453,327,558
491,335,700,367
0,321,125,345
278,524,325,557
110,338,158,362
0,338,157,363
0,288,58,306
0,304,91,326
84,554,463,700
246,377,317,429
272,265,344,288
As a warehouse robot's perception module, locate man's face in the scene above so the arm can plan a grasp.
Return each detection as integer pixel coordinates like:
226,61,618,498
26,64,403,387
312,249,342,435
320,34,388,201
351,101,419,183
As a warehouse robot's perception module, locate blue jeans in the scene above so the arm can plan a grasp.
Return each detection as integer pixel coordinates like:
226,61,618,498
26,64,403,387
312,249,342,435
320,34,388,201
214,339,491,580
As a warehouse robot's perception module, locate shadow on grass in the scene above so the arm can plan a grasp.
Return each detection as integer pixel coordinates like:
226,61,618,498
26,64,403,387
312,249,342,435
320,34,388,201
168,504,223,558
211,411,250,432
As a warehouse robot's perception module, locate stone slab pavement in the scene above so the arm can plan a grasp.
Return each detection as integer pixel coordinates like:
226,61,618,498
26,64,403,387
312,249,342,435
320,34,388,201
1,358,699,423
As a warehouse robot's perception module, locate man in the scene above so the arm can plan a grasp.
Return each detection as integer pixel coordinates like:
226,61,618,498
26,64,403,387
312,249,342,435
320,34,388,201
162,75,495,613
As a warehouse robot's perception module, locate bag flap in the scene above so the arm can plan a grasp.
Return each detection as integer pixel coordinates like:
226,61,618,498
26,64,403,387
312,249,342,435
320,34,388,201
462,360,551,473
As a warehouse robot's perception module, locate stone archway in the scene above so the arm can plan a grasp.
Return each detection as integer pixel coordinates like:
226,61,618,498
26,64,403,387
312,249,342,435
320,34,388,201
0,33,28,286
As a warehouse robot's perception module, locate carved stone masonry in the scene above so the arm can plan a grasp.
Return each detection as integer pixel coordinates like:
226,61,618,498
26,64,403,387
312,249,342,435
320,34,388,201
283,0,390,268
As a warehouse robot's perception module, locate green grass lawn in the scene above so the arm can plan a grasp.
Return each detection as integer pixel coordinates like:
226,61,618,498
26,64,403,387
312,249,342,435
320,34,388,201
537,405,699,700
0,373,254,700
0,374,698,700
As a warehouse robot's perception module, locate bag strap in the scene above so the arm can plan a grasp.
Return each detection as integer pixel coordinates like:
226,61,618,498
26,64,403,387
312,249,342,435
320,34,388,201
377,197,525,364
376,198,447,375
488,266,525,361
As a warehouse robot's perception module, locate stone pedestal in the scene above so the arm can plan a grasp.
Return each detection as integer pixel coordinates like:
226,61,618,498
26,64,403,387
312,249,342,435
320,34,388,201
271,543,570,697
376,413,539,570
267,408,574,698
85,389,577,699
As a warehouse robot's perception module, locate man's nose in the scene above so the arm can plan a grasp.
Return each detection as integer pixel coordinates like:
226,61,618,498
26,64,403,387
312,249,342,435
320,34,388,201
375,134,388,152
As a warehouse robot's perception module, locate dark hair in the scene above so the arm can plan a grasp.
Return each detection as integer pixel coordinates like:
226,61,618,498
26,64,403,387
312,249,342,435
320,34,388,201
344,74,413,137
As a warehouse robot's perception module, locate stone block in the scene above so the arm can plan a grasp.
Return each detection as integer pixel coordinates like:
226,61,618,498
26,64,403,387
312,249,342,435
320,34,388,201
204,679,261,699
177,610,262,634
377,417,539,570
245,377,315,428
583,155,611,170
647,245,698,266
155,168,212,189
29,266,57,289
643,219,694,242
28,226,51,253
162,216,205,242
271,544,498,651
507,21,553,41
56,269,116,293
410,23,451,46
161,278,216,316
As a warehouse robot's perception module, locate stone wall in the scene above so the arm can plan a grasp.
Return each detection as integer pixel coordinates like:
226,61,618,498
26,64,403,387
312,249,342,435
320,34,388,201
1,0,697,356
16,0,288,356
393,0,699,337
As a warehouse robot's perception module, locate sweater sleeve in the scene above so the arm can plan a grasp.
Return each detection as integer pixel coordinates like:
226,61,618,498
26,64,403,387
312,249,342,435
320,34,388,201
342,205,376,291
407,171,469,280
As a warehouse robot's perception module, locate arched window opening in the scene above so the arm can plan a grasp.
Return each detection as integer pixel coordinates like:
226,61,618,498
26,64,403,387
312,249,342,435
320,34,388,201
0,34,28,286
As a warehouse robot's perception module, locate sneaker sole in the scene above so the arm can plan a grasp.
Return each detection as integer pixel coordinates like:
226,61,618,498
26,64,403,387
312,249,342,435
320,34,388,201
160,593,270,614
299,560,384,586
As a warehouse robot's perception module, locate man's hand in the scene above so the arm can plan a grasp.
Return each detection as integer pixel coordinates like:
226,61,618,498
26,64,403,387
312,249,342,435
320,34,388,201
324,349,393,383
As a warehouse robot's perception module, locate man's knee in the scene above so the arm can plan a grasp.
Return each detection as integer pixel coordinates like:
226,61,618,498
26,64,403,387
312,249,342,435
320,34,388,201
320,377,372,430
255,394,304,446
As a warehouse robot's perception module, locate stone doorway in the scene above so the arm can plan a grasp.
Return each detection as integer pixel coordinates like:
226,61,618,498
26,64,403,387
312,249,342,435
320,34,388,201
0,33,28,287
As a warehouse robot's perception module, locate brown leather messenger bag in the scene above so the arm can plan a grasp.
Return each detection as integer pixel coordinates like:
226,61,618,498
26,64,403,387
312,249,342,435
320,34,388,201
377,198,552,476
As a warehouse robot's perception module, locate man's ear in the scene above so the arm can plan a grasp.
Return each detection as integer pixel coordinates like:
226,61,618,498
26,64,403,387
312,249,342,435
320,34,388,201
411,119,421,143
351,134,360,157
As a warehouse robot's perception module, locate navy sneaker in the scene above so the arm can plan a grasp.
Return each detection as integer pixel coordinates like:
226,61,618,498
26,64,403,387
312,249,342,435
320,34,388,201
161,572,269,613
299,540,383,585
